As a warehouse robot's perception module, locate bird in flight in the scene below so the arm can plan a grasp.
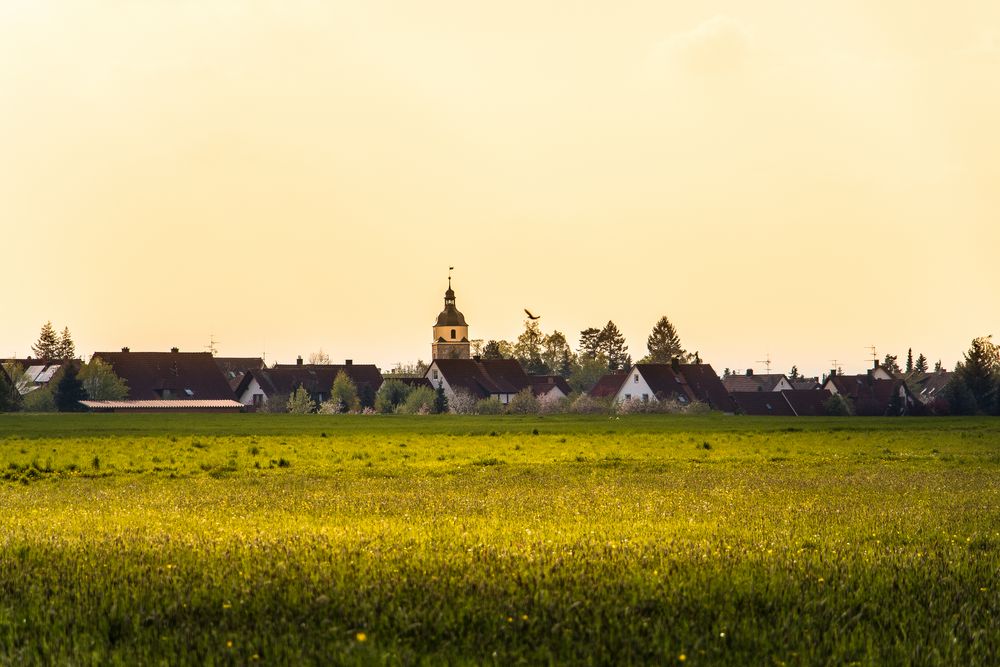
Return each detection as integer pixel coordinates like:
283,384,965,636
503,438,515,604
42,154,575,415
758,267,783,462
524,309,541,320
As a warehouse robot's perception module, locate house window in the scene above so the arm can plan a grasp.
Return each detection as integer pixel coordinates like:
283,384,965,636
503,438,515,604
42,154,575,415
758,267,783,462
634,374,639,383
252,394,264,407
432,370,439,380
625,394,631,400
451,329,456,339
642,394,649,402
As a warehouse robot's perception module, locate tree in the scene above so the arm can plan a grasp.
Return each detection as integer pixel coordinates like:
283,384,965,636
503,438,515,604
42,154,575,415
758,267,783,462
0,364,21,412
823,394,853,417
597,321,629,371
54,363,87,412
507,388,539,414
645,316,686,364
905,348,914,374
934,360,943,372
57,327,75,359
384,360,429,377
330,371,360,413
32,322,60,359
22,388,56,412
914,353,929,373
578,327,603,360
541,331,574,377
402,386,435,414
942,376,977,415
308,349,331,365
722,368,731,379
375,380,412,413
954,336,1000,413
513,321,548,375
568,356,611,393
79,358,129,400
788,365,801,380
287,386,316,414
481,340,511,360
881,354,901,375
433,381,449,414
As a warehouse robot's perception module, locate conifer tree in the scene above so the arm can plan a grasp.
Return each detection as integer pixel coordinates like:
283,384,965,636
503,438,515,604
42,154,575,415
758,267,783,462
597,321,629,371
645,316,686,364
914,353,929,373
955,336,999,413
906,348,913,373
433,381,449,414
54,364,87,412
57,327,75,359
788,365,800,380
578,327,602,360
31,321,60,359
934,360,943,372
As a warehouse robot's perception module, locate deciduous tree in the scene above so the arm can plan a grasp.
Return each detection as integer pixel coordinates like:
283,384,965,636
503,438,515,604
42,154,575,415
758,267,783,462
329,371,360,413
79,358,129,400
287,386,316,414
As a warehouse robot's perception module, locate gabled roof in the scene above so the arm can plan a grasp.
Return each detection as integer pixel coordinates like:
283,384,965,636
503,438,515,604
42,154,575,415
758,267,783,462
824,374,913,415
731,391,796,416
723,373,790,393
92,351,236,401
429,358,531,398
633,364,692,400
589,373,626,398
781,389,832,416
238,364,383,399
676,364,736,412
530,375,572,397
904,371,953,404
789,379,822,391
732,389,833,416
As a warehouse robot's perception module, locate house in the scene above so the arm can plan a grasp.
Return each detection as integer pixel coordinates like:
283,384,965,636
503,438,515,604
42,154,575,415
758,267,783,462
88,348,241,412
615,360,736,412
723,369,794,393
589,373,626,399
214,357,266,390
823,371,916,416
732,389,833,416
789,378,822,391
235,359,383,409
903,370,953,405
0,358,78,395
530,375,573,403
425,358,531,404
868,361,896,381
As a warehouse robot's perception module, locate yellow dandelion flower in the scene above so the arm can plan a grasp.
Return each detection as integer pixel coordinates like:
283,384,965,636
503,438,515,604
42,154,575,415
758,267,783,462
356,632,367,642
679,654,687,662
521,614,529,621
226,641,233,648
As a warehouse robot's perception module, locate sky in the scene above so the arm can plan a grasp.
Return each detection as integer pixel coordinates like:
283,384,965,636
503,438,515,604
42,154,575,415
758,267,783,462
2,0,998,377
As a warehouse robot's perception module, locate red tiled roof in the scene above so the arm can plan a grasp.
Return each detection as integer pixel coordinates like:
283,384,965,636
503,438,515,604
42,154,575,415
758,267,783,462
589,373,626,398
239,364,383,400
530,375,572,397
92,351,235,401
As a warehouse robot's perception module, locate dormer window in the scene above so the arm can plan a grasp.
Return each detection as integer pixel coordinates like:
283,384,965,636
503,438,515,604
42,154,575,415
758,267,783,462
451,329,456,339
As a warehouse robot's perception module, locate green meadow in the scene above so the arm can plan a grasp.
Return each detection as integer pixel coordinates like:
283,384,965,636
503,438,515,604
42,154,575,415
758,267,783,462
0,414,998,665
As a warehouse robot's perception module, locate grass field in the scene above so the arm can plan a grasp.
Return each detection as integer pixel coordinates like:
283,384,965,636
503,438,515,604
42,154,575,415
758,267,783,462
1,414,998,664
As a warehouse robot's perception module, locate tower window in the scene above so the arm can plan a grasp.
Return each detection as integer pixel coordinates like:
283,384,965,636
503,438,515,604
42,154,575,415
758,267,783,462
451,329,456,339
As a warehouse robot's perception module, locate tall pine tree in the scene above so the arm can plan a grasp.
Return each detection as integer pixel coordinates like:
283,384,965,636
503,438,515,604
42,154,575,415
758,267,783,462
906,348,913,373
578,327,602,360
914,353,929,373
597,321,629,371
32,321,60,359
645,316,686,364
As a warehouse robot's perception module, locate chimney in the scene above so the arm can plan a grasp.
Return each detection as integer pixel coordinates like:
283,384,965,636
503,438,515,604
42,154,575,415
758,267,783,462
345,359,352,366
121,347,129,353
296,355,303,366
170,347,179,353
671,357,680,371
874,360,880,369
829,368,837,377
746,368,754,377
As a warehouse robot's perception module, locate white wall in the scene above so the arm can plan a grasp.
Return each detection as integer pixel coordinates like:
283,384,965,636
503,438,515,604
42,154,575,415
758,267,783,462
237,377,266,406
614,366,658,404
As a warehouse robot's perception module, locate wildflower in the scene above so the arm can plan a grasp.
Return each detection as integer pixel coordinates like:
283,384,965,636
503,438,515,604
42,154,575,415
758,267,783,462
521,614,529,621
222,602,232,609
356,632,367,642
679,654,687,662
226,641,233,648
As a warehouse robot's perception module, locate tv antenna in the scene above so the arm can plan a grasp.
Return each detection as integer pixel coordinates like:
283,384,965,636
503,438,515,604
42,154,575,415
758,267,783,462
205,334,220,356
829,359,843,374
756,352,772,374
866,345,878,366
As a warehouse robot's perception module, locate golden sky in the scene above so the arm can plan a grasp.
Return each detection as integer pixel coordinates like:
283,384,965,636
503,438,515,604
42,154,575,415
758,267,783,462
2,1,998,376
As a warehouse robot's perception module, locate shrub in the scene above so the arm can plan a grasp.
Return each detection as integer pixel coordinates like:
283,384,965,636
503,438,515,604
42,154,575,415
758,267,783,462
449,390,478,415
330,371,360,413
287,387,316,414
824,394,853,417
401,387,435,414
22,388,56,413
375,380,412,414
474,398,506,415
507,389,540,415
569,393,612,414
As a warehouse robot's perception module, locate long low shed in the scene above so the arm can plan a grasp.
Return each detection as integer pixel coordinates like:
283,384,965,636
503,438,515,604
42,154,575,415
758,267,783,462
79,400,244,413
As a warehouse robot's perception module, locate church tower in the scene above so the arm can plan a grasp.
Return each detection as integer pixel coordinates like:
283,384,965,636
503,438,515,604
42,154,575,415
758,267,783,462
432,277,471,360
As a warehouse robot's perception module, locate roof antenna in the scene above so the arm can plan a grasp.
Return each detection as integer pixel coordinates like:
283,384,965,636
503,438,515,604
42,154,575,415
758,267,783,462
756,352,772,374
866,345,878,367
205,334,220,356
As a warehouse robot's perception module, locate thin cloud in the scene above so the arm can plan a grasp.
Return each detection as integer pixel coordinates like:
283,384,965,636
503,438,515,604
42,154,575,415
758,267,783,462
650,16,753,75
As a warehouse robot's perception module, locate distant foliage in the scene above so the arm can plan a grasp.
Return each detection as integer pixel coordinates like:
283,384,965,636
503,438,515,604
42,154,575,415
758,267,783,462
308,349,331,365
882,354,901,375
79,359,129,401
402,387,435,415
330,371,360,413
375,380,413,414
448,390,478,415
54,364,86,412
481,340,512,360
569,393,613,415
644,316,686,364
914,354,929,373
474,398,506,415
287,387,316,414
954,336,999,414
0,365,20,412
433,383,449,414
21,388,56,412
32,322,60,359
823,394,853,417
568,356,612,394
